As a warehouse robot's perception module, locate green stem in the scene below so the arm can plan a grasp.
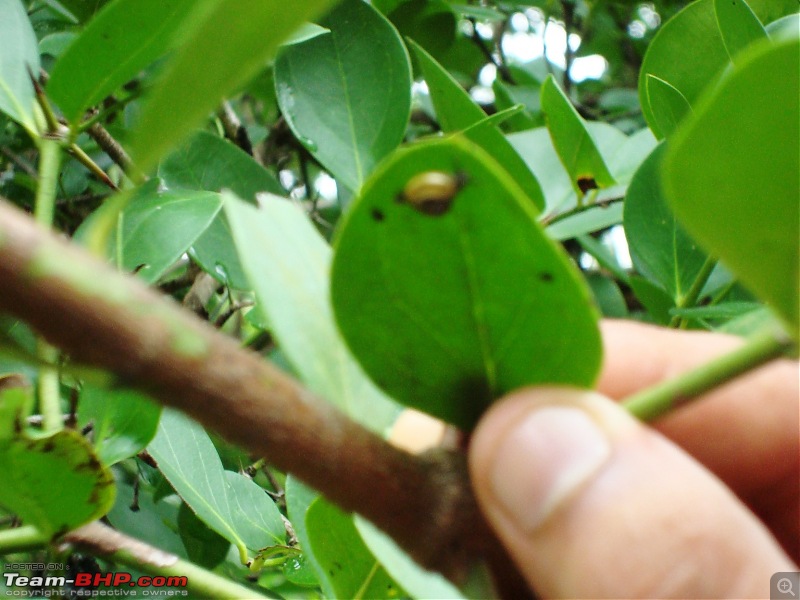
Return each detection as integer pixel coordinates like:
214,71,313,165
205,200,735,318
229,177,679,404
0,525,48,554
623,326,793,421
110,547,268,598
542,196,624,227
34,139,61,227
34,139,64,434
669,255,718,328
0,523,267,599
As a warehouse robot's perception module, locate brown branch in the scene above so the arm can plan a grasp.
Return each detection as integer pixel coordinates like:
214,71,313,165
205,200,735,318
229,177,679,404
86,123,145,184
0,199,529,598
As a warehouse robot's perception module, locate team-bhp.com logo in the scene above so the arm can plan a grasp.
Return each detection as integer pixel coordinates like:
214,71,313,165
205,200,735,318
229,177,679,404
3,572,188,596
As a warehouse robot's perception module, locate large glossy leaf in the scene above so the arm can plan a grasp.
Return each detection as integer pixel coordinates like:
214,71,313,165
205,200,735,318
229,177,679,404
131,0,339,172
275,0,411,192
0,430,115,536
47,0,199,124
78,384,162,466
540,74,615,196
223,193,401,433
148,408,285,563
639,0,795,138
663,38,799,336
624,143,709,303
331,137,602,430
114,189,223,283
409,39,545,212
306,499,405,599
158,131,285,288
0,0,40,132
714,0,767,63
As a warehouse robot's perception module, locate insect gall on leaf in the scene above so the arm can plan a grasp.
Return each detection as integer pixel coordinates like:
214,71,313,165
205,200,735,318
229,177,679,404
397,170,467,216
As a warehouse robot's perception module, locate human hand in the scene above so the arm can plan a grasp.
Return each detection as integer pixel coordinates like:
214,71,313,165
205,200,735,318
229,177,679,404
469,319,799,598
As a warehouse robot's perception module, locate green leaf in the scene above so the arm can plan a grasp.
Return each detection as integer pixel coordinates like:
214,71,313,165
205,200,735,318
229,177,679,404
47,0,199,124
384,0,456,63
639,0,794,139
275,0,412,192
223,193,401,433
0,0,40,132
157,130,284,289
624,143,709,303
178,502,230,569
663,38,799,337
148,408,285,563
306,499,406,600
585,273,628,319
629,276,674,325
107,476,187,557
56,0,110,23
131,0,339,172
541,74,616,195
0,429,115,536
714,0,767,63
409,39,545,212
645,75,692,139
0,376,32,441
77,384,161,466
282,23,330,46
114,189,223,283
285,477,334,598
670,302,763,320
159,131,284,199
354,517,463,599
331,136,602,430
509,124,651,220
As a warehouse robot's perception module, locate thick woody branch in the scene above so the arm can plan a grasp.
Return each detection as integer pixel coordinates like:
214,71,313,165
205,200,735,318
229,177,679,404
0,199,526,596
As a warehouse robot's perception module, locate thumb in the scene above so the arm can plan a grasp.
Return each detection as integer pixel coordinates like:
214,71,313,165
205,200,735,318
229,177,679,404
469,387,795,599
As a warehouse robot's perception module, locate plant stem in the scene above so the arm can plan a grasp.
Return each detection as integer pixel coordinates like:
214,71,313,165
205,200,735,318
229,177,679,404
34,139,61,227
623,326,793,421
669,255,718,328
66,522,269,599
541,195,625,226
0,525,47,554
0,523,268,599
68,143,119,191
34,138,64,434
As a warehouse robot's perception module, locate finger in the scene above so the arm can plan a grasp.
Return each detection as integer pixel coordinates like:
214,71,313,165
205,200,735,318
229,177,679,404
598,319,799,494
469,387,796,599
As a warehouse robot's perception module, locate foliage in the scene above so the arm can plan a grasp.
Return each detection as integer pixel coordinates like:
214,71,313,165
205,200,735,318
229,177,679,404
0,0,797,597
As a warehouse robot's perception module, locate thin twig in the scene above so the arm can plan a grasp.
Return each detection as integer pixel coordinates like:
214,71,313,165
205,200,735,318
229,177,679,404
467,18,515,84
562,0,575,95
218,100,254,156
86,123,145,184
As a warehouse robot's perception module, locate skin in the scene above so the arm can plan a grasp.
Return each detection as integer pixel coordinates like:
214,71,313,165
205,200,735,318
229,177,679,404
469,319,799,599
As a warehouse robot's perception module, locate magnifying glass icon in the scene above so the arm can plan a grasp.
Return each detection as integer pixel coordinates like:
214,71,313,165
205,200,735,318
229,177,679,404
778,578,796,597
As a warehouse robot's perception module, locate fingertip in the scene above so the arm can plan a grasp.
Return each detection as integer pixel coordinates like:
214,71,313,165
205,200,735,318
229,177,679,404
469,387,795,598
